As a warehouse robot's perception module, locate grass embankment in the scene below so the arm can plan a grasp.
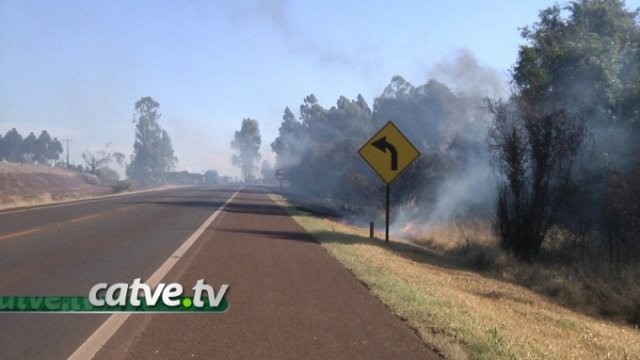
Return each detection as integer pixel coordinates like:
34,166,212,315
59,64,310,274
0,163,110,209
411,221,640,328
271,194,640,359
0,163,178,210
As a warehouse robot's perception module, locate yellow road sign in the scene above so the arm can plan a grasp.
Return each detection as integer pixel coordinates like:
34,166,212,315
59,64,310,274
358,121,420,184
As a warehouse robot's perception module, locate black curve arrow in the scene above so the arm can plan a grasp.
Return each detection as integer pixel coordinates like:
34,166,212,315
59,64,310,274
371,136,398,171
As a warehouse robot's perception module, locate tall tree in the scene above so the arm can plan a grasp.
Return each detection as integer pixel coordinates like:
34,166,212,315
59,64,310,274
127,97,177,185
271,94,376,202
513,0,640,143
34,130,62,164
271,107,306,168
22,132,37,163
231,118,261,182
35,131,53,163
491,0,639,260
3,128,23,162
159,130,177,171
49,138,64,164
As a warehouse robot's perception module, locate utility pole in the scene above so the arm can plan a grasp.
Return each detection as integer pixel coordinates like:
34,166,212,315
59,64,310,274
61,139,72,168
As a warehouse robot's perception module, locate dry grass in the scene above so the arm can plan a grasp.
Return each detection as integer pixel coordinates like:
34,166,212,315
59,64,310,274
0,162,75,176
2,193,65,209
411,221,640,327
405,219,496,254
0,163,183,210
272,194,640,359
0,163,108,209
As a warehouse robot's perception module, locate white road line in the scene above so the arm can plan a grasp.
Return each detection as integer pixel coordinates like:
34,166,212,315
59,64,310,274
0,228,41,241
69,214,102,223
0,186,191,215
67,188,241,360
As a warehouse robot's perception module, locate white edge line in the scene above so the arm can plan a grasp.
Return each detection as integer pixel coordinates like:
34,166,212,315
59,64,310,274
67,188,241,360
0,185,193,215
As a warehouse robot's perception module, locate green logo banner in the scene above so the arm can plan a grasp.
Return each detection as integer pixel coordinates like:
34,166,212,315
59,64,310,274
0,296,229,313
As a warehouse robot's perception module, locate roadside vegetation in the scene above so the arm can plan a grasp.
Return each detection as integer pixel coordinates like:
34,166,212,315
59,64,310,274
0,163,112,209
0,96,225,209
262,1,640,280
255,0,640,346
410,221,640,327
273,194,640,359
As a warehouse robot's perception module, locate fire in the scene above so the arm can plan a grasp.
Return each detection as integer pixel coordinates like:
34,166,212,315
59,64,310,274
401,221,415,234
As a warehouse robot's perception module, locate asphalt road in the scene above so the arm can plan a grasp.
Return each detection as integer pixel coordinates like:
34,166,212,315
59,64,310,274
0,185,436,359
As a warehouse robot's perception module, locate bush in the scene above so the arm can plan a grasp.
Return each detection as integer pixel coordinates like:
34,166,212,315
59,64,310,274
111,181,131,193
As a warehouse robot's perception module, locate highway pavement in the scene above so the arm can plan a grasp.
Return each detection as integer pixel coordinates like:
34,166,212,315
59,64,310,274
0,185,437,359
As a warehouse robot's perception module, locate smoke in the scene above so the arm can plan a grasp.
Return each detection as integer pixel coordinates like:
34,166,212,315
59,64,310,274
269,49,504,235
424,155,495,226
386,50,506,232
375,51,506,234
388,133,497,236
217,0,375,74
258,0,289,35
429,49,507,99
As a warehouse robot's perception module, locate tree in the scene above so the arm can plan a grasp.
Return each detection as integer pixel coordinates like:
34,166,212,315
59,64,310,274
31,131,62,164
504,0,640,261
513,0,639,150
22,132,37,163
489,100,585,260
231,118,261,182
35,131,53,164
270,107,307,168
3,128,23,162
276,94,374,199
159,130,177,171
127,97,177,185
82,143,125,175
49,138,64,163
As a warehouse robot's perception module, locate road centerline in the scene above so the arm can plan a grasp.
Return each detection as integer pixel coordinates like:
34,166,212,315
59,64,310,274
69,214,102,223
0,228,42,241
115,205,138,212
67,188,241,360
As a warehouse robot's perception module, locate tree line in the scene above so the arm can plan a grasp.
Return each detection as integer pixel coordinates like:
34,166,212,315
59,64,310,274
232,0,640,265
0,128,64,165
490,0,640,262
0,96,179,188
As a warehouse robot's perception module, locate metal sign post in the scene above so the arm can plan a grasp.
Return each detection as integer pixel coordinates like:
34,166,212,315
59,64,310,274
358,121,420,243
385,183,390,242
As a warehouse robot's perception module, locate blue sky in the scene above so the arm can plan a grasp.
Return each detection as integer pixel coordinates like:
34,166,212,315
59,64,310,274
2,0,639,177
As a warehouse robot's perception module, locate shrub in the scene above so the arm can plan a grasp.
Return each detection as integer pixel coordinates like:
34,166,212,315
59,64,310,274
111,181,131,193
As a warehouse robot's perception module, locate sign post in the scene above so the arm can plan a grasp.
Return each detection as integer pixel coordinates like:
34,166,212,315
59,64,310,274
385,183,390,242
358,121,420,243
